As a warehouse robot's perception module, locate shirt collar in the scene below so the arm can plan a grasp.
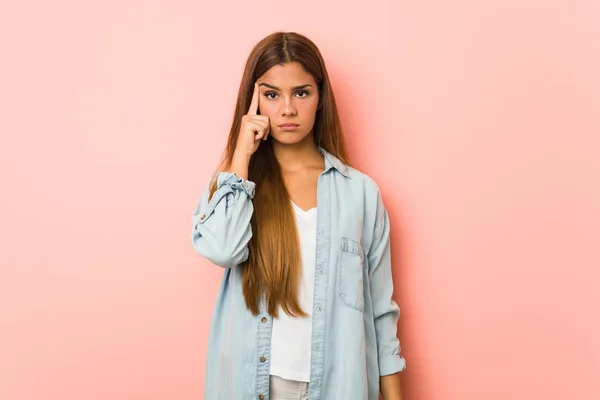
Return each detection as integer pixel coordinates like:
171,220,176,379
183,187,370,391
318,146,350,177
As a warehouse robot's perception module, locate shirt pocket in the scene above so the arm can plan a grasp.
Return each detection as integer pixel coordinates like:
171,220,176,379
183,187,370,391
338,237,365,312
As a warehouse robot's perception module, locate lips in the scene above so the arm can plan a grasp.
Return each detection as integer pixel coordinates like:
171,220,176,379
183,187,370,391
278,123,299,128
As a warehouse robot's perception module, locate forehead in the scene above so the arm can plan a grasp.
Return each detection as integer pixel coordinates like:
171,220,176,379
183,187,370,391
257,62,316,87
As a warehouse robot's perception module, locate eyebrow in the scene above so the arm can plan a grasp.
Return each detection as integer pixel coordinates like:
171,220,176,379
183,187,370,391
259,83,313,91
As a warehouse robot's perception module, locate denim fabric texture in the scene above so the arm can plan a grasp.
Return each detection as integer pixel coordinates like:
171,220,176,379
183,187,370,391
191,147,406,400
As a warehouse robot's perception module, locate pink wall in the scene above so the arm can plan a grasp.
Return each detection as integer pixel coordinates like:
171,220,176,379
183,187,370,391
1,1,598,399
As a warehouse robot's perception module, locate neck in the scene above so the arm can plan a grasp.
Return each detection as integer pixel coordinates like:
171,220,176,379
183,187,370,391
272,133,324,172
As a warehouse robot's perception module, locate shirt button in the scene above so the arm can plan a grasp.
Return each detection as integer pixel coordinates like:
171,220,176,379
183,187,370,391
261,317,267,323
199,213,206,220
259,395,265,399
260,356,266,362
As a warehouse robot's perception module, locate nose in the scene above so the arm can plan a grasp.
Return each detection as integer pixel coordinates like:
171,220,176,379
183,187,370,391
281,95,297,117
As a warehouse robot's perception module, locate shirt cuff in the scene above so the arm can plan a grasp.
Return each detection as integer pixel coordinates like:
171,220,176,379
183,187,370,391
379,354,407,376
216,172,256,198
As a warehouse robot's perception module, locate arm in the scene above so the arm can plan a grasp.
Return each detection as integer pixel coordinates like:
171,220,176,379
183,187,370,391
191,170,255,268
367,188,407,400
380,373,403,400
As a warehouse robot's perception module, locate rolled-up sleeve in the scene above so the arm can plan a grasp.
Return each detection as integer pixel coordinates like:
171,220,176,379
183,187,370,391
367,189,407,376
191,172,256,268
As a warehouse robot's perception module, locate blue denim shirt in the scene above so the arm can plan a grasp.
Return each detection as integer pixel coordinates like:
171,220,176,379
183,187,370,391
191,147,406,400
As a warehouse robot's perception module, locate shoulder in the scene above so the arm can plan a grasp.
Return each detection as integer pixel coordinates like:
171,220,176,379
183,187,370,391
341,165,384,201
332,165,389,256
320,147,386,209
330,165,387,232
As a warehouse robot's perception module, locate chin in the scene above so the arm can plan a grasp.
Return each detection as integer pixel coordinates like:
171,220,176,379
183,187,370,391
270,131,312,145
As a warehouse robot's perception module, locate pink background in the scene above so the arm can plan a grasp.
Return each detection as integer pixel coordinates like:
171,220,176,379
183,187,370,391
1,1,599,399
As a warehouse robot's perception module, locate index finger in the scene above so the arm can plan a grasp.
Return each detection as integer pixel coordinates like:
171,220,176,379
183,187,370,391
247,82,259,116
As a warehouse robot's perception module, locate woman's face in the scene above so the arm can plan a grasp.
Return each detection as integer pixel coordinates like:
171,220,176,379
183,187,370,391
256,62,320,145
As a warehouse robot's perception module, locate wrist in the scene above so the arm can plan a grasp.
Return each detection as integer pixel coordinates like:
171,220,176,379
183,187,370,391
232,148,252,163
229,151,251,180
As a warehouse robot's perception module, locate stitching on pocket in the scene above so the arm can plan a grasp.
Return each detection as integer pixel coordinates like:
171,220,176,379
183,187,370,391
339,237,365,312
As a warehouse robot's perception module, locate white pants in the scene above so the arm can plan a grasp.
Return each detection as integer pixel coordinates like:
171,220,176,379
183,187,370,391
269,375,309,400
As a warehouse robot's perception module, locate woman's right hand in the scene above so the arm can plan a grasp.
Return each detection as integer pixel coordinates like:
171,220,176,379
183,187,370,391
235,82,270,157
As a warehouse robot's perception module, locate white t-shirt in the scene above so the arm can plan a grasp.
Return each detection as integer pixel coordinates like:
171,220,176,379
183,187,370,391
269,201,317,382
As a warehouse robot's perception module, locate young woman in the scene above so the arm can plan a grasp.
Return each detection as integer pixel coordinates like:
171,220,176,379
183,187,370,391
191,31,406,400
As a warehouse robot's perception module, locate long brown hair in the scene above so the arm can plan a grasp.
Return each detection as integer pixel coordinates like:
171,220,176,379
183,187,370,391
210,31,350,317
